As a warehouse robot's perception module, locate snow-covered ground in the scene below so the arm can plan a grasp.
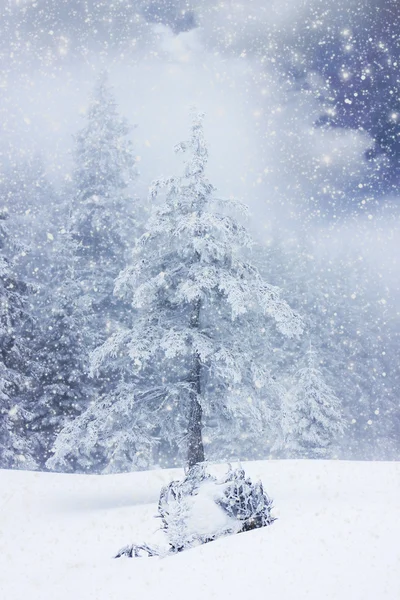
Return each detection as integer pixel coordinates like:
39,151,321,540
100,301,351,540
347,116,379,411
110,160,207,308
1,460,399,600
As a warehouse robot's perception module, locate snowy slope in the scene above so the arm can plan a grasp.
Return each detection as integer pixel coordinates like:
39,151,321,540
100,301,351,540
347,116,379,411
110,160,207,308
0,460,399,600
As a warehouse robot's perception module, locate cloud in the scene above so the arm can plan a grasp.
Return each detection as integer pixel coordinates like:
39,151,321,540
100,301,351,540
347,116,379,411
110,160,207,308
186,0,362,52
0,0,393,234
0,17,375,228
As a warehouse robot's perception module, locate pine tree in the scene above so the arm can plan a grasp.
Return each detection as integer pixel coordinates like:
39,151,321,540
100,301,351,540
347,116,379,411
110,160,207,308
33,227,95,468
70,71,138,351
44,73,140,471
283,345,346,458
48,112,303,473
0,209,37,469
0,152,58,288
0,153,53,219
258,233,400,460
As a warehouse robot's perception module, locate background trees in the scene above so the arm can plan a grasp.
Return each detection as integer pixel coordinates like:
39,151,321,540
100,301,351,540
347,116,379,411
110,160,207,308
32,73,140,470
1,75,398,471
258,235,400,460
70,71,138,355
0,209,37,469
32,230,94,468
282,346,346,458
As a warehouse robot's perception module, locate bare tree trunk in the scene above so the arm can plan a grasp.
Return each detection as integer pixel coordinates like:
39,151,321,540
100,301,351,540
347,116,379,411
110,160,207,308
187,297,205,468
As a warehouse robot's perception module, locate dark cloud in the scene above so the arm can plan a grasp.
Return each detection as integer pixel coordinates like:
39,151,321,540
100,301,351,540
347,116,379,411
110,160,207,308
143,1,196,32
287,1,400,193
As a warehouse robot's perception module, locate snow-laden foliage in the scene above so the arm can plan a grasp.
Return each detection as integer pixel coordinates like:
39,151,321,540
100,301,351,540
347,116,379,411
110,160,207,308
45,75,142,472
283,348,346,458
0,210,37,469
3,155,61,299
75,111,303,472
47,384,153,473
70,71,138,350
116,463,275,557
0,153,55,235
0,1,399,469
158,464,275,552
33,228,94,468
217,466,275,531
157,464,238,552
257,236,399,460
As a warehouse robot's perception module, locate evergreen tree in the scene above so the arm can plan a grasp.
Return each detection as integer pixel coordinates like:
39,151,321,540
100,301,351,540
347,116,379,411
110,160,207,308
0,153,53,219
48,112,303,473
0,209,37,469
33,228,94,468
283,345,346,458
259,234,400,460
70,71,138,351
44,73,139,471
0,152,58,286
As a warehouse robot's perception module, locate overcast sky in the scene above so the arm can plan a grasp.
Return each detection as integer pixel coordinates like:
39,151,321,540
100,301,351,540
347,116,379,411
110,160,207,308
0,0,399,290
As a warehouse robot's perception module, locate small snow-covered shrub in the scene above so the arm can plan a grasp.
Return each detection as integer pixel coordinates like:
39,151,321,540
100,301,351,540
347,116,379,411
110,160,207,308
115,543,159,558
158,463,238,552
115,463,275,558
217,466,275,532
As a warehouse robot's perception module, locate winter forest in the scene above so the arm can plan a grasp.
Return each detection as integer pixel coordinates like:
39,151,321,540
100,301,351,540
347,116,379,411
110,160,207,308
1,2,400,597
0,1,399,476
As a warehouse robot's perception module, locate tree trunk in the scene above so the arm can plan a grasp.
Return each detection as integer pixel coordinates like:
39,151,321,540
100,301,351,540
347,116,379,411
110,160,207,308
187,297,205,468
187,357,205,467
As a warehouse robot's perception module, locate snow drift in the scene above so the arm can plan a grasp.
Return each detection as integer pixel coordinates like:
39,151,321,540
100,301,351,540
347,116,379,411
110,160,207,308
0,460,399,600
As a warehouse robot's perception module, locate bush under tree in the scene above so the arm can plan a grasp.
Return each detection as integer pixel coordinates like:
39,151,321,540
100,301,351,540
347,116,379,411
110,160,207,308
116,463,275,557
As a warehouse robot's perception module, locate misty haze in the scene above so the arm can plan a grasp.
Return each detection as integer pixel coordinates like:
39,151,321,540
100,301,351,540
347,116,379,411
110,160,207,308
0,1,399,599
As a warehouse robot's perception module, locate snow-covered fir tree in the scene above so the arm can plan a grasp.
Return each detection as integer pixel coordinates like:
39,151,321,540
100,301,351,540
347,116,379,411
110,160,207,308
70,71,138,352
0,209,37,469
0,153,53,220
259,234,400,460
44,74,140,472
282,344,346,458
33,227,95,468
49,112,303,473
0,152,58,286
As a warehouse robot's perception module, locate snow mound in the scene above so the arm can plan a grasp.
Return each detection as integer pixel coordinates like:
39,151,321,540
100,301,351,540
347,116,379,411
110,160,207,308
117,464,274,556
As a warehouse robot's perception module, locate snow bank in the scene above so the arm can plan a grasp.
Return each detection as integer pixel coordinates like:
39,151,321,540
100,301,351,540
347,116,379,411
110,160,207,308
0,460,399,599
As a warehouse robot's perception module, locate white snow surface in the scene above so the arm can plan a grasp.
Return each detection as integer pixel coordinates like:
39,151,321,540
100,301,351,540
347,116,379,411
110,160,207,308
0,460,399,600
178,478,241,540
